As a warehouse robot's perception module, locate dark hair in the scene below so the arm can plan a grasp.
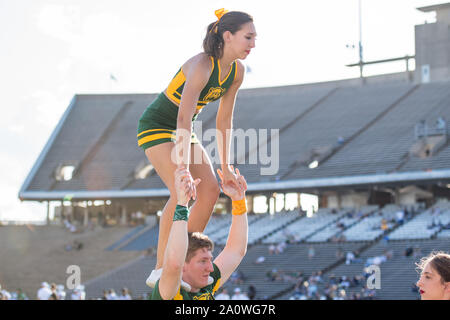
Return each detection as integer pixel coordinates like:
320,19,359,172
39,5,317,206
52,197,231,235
186,232,214,262
203,11,253,59
416,251,450,284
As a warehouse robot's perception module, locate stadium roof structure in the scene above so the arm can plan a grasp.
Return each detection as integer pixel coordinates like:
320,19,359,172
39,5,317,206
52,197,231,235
417,2,450,13
19,73,450,201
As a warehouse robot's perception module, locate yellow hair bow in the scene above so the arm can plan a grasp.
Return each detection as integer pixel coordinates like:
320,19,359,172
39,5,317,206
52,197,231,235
211,8,228,33
215,8,228,20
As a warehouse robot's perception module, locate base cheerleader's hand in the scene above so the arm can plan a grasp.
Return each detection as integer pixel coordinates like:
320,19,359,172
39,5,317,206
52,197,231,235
217,167,247,201
175,167,201,206
221,164,241,191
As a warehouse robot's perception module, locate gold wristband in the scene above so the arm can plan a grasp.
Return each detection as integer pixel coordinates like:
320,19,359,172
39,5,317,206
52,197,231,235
232,198,247,216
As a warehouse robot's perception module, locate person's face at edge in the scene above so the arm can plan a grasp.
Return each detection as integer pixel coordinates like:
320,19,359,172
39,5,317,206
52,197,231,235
416,262,449,300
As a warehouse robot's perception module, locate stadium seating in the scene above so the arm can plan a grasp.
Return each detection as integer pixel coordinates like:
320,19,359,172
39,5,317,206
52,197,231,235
118,225,159,251
106,224,147,250
208,213,262,245
245,211,302,245
262,208,345,244
388,201,450,240
76,206,450,300
306,205,379,242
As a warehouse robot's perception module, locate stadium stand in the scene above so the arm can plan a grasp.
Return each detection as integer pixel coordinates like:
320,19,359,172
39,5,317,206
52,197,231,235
20,82,450,196
209,213,265,245
82,241,365,300
281,238,450,300
0,225,142,299
83,255,156,300
245,211,302,245
305,206,378,242
117,224,159,251
388,200,450,240
106,224,146,250
262,208,346,244
292,82,450,179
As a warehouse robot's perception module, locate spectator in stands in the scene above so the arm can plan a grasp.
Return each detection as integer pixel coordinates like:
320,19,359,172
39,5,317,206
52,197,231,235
365,254,386,267
351,275,363,287
307,279,318,297
16,288,29,300
0,284,11,300
247,285,257,300
283,228,296,244
416,251,450,300
107,289,118,300
49,283,58,298
380,218,388,231
231,287,249,300
71,285,86,300
254,255,266,264
308,246,315,260
119,288,132,300
436,116,446,130
56,285,66,300
215,288,231,300
396,209,405,225
334,289,346,300
48,292,59,300
266,269,278,282
73,240,83,251
149,167,249,300
404,246,414,258
276,241,287,254
339,276,350,289
345,251,355,265
350,292,361,300
384,249,394,260
268,244,276,255
37,282,52,300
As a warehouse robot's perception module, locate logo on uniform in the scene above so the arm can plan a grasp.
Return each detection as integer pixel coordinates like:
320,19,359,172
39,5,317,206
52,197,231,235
204,87,226,101
193,293,214,300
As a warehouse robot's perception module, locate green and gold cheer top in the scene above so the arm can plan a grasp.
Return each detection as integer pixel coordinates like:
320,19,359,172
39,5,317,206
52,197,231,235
151,263,222,300
166,56,237,111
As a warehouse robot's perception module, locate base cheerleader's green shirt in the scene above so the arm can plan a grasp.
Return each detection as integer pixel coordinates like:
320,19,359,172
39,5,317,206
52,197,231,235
151,263,222,300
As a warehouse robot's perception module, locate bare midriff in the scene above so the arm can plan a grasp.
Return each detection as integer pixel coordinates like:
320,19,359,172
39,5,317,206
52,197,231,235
163,89,201,115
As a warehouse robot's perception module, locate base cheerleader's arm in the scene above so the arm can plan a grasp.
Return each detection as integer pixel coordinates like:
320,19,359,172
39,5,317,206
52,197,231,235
213,167,248,286
158,167,200,300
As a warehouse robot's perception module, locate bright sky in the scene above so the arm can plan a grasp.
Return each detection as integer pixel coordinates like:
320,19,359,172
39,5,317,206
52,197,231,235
0,0,441,222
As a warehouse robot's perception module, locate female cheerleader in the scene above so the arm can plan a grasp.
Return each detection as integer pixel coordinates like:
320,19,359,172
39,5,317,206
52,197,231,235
137,9,256,290
416,251,450,300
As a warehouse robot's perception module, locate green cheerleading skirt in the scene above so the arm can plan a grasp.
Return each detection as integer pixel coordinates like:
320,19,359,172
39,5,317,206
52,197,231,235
137,93,199,150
